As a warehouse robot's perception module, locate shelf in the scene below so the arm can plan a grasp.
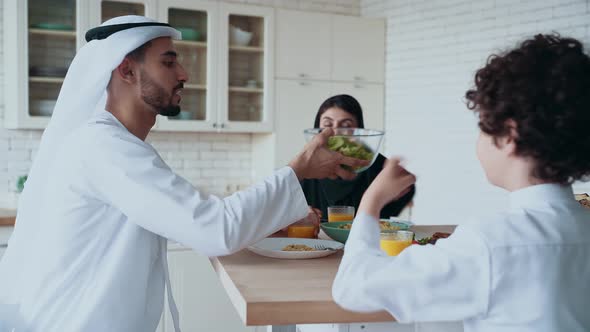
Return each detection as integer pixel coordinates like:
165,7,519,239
29,76,65,84
229,86,264,93
229,45,264,53
185,84,206,90
174,40,207,48
29,28,76,38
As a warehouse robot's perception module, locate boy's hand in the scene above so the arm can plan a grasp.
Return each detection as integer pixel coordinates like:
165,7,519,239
358,157,416,219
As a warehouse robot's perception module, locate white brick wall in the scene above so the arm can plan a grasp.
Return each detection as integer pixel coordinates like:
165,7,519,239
361,0,590,226
0,0,361,207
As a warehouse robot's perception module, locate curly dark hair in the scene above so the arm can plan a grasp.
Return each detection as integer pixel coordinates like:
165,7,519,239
466,34,590,184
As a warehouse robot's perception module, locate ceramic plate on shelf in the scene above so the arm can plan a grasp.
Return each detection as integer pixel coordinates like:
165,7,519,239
248,238,343,259
30,23,74,31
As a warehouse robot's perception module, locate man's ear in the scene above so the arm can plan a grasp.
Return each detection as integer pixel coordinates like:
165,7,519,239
115,58,136,84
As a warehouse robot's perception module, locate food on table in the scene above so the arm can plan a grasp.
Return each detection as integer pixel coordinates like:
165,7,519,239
282,244,316,251
413,232,451,245
327,136,374,171
575,193,590,209
337,221,404,231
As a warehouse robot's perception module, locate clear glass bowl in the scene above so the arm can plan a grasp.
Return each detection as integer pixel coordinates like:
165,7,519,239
303,128,384,173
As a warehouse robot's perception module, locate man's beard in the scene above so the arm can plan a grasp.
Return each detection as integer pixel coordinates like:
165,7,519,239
140,70,181,117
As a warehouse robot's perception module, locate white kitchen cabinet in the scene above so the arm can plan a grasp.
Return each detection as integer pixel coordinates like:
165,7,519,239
331,15,385,83
275,10,385,84
3,0,82,129
161,246,255,332
275,9,331,81
271,79,332,170
330,82,384,130
0,246,6,259
216,3,274,133
155,0,219,132
5,0,274,133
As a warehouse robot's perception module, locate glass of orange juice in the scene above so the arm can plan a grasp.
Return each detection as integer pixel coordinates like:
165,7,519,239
287,215,317,239
380,230,414,256
327,206,355,222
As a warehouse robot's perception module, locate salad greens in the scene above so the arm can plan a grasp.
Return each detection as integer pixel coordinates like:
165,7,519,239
327,136,374,171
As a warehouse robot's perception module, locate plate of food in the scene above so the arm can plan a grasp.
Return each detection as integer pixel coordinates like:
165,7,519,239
248,238,344,259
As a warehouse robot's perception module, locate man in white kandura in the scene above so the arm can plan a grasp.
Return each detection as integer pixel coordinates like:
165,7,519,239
0,16,367,332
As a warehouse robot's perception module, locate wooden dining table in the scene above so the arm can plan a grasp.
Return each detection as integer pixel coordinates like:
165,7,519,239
211,225,456,327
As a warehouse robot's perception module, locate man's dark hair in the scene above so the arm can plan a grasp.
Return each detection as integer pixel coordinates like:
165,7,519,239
466,34,590,184
126,41,152,62
314,94,365,128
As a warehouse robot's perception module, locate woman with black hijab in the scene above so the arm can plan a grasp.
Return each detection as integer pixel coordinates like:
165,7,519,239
300,94,415,220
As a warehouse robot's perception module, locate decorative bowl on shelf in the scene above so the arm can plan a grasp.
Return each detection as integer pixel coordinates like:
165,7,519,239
229,25,253,46
168,110,193,120
30,23,74,31
29,66,68,77
30,99,56,117
303,128,384,173
176,27,201,41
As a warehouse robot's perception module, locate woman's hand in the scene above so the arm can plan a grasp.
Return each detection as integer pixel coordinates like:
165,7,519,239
358,157,416,219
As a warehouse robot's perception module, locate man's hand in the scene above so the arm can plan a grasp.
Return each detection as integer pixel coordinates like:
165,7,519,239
288,128,369,181
358,157,416,219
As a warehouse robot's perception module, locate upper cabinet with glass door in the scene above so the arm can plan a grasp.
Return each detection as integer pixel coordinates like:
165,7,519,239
85,0,155,29
4,0,80,129
217,3,274,133
156,0,217,131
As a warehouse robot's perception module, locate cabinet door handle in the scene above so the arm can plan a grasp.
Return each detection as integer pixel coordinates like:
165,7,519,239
354,83,364,89
298,81,309,86
220,123,226,129
298,73,307,78
353,76,363,81
213,123,218,128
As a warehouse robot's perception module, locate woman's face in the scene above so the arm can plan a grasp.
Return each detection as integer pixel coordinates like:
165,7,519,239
319,107,359,128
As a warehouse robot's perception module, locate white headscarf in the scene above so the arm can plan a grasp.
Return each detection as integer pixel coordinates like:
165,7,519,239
0,15,180,319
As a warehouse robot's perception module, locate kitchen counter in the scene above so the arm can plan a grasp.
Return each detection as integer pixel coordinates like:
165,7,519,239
0,209,16,227
211,225,456,326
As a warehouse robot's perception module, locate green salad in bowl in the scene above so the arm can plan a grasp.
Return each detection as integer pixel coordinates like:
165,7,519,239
304,128,384,173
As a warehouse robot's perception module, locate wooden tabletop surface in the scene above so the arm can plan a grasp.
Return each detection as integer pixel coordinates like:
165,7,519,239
0,209,16,227
211,224,456,326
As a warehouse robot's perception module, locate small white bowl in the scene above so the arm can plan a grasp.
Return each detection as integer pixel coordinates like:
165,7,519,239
229,25,253,46
30,99,56,117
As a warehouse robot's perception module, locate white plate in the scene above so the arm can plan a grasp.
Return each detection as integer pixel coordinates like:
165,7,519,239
248,238,344,259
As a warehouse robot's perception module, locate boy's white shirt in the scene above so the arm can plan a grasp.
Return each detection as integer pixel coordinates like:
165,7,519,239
333,184,590,332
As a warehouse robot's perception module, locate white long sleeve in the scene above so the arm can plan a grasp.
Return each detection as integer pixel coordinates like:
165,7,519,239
332,212,490,323
85,122,308,257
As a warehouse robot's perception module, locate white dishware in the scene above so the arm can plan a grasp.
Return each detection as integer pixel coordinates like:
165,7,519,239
248,238,343,259
229,25,253,46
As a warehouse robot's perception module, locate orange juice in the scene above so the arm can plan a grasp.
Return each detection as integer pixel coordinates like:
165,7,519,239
327,206,355,222
328,213,355,222
379,231,413,256
287,225,316,238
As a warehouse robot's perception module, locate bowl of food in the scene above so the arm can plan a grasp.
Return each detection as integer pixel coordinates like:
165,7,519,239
229,25,253,46
304,128,384,173
320,220,409,244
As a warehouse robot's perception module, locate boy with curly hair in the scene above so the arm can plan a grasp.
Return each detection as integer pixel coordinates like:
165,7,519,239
332,34,590,331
